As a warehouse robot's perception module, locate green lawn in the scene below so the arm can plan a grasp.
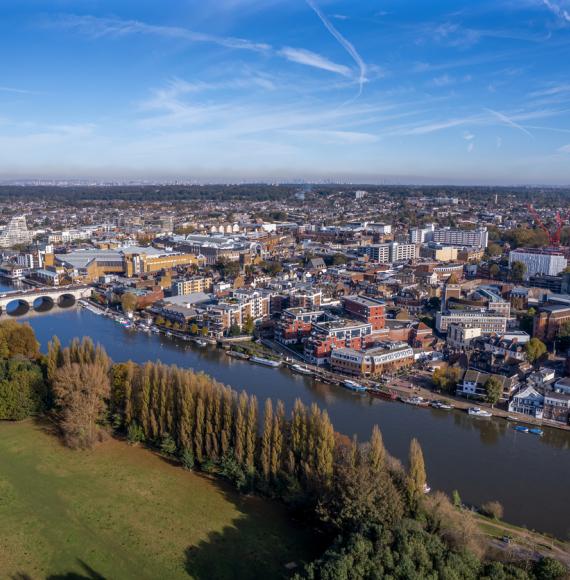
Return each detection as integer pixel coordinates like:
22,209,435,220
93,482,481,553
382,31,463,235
0,420,316,579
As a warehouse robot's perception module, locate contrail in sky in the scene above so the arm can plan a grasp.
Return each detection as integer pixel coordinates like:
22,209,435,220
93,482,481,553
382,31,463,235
306,0,367,97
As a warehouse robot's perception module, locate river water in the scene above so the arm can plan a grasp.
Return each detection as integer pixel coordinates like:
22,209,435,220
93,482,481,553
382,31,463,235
4,291,569,538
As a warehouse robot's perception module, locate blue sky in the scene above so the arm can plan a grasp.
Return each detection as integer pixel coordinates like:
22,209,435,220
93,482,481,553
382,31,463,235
1,0,570,184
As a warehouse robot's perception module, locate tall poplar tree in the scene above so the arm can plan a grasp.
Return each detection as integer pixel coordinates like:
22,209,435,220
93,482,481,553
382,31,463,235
260,399,273,480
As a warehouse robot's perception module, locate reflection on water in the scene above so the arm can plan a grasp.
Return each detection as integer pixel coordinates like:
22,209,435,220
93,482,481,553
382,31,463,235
11,306,570,539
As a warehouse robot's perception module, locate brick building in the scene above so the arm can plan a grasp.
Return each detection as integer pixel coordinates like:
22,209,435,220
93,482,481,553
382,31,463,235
341,295,386,330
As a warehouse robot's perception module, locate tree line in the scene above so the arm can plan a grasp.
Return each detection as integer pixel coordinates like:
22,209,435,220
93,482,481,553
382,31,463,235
0,322,566,579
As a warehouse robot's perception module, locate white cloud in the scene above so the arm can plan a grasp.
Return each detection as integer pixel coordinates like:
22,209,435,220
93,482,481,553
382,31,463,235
283,129,378,144
53,14,272,52
430,74,454,87
0,86,34,95
559,144,570,153
279,47,351,76
463,131,475,140
467,142,475,153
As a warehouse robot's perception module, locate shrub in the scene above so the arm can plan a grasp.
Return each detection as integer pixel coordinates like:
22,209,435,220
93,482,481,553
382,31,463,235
160,434,177,456
481,500,504,520
180,448,195,470
127,422,145,445
219,453,247,490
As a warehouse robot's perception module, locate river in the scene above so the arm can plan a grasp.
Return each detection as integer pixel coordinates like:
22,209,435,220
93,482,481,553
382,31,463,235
4,291,569,538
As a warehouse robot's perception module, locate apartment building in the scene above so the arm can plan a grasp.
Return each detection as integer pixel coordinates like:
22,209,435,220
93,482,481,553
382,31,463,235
360,242,418,264
0,216,33,248
432,226,488,248
435,309,508,334
330,342,414,377
533,304,570,342
341,295,386,330
171,276,213,296
304,320,374,365
274,308,324,345
409,224,435,244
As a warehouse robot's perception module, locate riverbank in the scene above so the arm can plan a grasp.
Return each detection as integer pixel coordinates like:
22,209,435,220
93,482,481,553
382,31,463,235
21,307,570,538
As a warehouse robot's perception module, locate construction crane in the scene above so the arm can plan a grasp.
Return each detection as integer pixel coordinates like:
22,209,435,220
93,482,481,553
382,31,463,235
527,204,564,247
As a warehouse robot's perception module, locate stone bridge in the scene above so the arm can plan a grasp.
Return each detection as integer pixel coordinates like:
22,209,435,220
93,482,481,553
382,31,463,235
0,285,92,316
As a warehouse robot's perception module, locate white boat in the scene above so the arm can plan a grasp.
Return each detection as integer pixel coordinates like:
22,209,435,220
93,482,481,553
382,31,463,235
431,401,454,410
342,380,368,393
250,356,282,368
467,407,492,418
291,363,313,376
195,339,208,347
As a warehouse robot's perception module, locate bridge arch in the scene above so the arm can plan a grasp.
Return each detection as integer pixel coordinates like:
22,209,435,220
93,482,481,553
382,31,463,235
33,295,55,313
57,293,76,308
6,299,30,316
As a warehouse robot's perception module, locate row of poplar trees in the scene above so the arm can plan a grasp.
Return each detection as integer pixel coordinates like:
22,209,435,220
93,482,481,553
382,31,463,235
46,337,344,493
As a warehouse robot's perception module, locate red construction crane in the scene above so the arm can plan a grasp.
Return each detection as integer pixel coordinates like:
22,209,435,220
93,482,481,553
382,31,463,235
527,204,564,247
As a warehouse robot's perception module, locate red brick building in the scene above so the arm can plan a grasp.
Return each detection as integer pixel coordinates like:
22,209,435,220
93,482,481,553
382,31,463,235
275,308,324,345
304,320,374,365
342,295,386,330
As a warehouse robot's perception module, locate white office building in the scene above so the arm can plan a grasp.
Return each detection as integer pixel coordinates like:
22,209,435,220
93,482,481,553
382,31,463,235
508,248,567,281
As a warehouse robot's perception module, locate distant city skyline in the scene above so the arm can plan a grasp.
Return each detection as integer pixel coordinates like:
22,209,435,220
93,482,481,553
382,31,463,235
1,0,570,184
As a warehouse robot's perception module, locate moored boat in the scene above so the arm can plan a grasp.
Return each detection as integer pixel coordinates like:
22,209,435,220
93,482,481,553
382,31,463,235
291,363,313,376
369,387,397,400
250,356,282,368
342,379,368,392
514,425,529,433
467,407,492,417
400,395,429,407
529,427,544,436
226,350,249,360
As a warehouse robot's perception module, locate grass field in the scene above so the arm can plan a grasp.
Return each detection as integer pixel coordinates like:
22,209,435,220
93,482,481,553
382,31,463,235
0,420,316,579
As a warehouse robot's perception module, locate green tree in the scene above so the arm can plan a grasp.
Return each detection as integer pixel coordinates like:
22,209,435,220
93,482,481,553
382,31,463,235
511,260,527,282
534,557,568,580
525,337,547,364
270,400,284,479
407,438,427,512
243,315,255,335
487,243,502,257
452,489,462,508
121,292,138,312
260,398,273,480
368,425,385,476
0,320,40,359
489,263,500,278
484,376,503,407
0,358,46,420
